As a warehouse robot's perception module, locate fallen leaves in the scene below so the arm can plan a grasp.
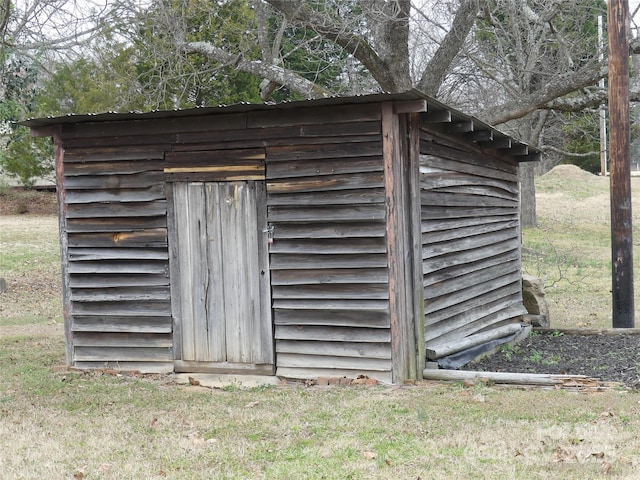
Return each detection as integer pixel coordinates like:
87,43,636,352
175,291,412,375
314,375,378,386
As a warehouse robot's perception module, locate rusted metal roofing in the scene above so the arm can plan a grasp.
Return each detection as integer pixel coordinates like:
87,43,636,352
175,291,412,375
21,89,540,162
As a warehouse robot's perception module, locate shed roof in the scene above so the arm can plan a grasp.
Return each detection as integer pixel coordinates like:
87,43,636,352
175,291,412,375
22,89,540,162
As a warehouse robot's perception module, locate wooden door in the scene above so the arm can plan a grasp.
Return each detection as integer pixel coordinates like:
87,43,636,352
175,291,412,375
171,181,274,374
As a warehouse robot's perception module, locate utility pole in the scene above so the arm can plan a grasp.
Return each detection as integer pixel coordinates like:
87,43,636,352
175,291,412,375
607,0,635,328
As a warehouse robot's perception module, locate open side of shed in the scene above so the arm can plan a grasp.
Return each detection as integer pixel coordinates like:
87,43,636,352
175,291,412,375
25,90,539,384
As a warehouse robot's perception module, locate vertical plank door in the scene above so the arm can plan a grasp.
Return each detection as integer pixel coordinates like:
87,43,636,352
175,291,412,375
172,181,274,373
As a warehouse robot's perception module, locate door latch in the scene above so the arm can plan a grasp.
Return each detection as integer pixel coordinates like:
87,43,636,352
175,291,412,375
263,224,274,244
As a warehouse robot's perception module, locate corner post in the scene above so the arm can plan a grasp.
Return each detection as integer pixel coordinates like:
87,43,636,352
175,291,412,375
382,102,419,382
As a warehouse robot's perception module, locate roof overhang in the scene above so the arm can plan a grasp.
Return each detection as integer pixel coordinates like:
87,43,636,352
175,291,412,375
21,89,541,163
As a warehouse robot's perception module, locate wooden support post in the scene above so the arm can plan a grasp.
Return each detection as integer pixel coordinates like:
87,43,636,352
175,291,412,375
382,102,419,382
608,0,635,328
54,129,74,365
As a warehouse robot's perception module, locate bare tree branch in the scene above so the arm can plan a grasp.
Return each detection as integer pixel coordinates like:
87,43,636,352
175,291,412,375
266,0,404,91
417,0,480,95
541,144,599,158
183,41,331,99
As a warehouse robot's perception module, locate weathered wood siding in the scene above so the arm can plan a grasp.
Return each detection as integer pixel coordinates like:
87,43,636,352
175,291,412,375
264,104,393,383
60,140,172,373
54,104,393,380
419,128,527,360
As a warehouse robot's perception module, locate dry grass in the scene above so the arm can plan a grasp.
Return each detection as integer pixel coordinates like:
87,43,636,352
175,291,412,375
1,334,639,479
0,215,63,326
525,165,640,329
2,169,640,478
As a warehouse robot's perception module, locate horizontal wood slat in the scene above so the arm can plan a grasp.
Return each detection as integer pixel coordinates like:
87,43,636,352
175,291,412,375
68,248,168,261
276,340,391,359
273,309,389,328
268,205,385,222
425,283,522,328
67,260,168,275
73,362,174,374
73,332,173,347
425,270,522,315
423,238,519,275
71,316,172,333
66,201,166,219
268,188,385,206
64,160,164,176
422,206,518,220
421,192,518,208
175,121,380,146
267,172,384,193
275,325,390,342
420,171,518,194
421,215,517,233
173,361,274,375
426,303,526,347
164,173,265,182
270,253,388,270
63,172,164,190
420,130,519,175
423,229,519,259
423,249,520,287
272,223,386,239
423,220,517,244
74,346,172,362
248,103,381,128
69,274,169,288
267,142,382,162
272,284,389,300
276,367,392,384
68,229,167,248
71,300,171,316
64,147,165,163
269,238,386,254
165,148,265,165
271,268,388,285
60,113,247,140
424,261,520,301
66,217,167,233
424,294,522,341
277,353,390,371
71,286,171,302
268,156,382,179
66,186,165,204
164,149,266,181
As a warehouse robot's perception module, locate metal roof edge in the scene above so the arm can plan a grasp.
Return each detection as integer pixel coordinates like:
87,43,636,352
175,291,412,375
20,89,540,162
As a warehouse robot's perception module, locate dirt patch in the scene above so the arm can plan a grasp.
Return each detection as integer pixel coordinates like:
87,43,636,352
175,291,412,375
0,188,58,215
472,332,640,389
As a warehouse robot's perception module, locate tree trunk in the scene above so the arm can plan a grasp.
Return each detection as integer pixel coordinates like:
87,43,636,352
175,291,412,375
520,162,537,228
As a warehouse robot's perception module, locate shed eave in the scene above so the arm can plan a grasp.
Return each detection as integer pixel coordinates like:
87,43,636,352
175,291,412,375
20,89,541,162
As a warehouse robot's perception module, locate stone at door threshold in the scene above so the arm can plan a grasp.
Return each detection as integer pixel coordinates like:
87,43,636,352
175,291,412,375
174,373,281,389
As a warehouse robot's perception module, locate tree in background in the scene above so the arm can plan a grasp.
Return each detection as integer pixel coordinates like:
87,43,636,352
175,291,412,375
0,0,110,186
0,45,53,187
6,0,639,218
466,0,607,225
129,0,615,225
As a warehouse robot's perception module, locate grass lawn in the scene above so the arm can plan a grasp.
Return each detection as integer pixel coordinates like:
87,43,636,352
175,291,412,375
1,166,640,478
1,334,639,479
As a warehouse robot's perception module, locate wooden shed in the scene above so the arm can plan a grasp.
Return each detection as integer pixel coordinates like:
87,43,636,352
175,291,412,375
25,90,540,384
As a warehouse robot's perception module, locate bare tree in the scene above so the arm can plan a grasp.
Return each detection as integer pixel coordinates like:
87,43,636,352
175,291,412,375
129,0,614,225
10,1,625,222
